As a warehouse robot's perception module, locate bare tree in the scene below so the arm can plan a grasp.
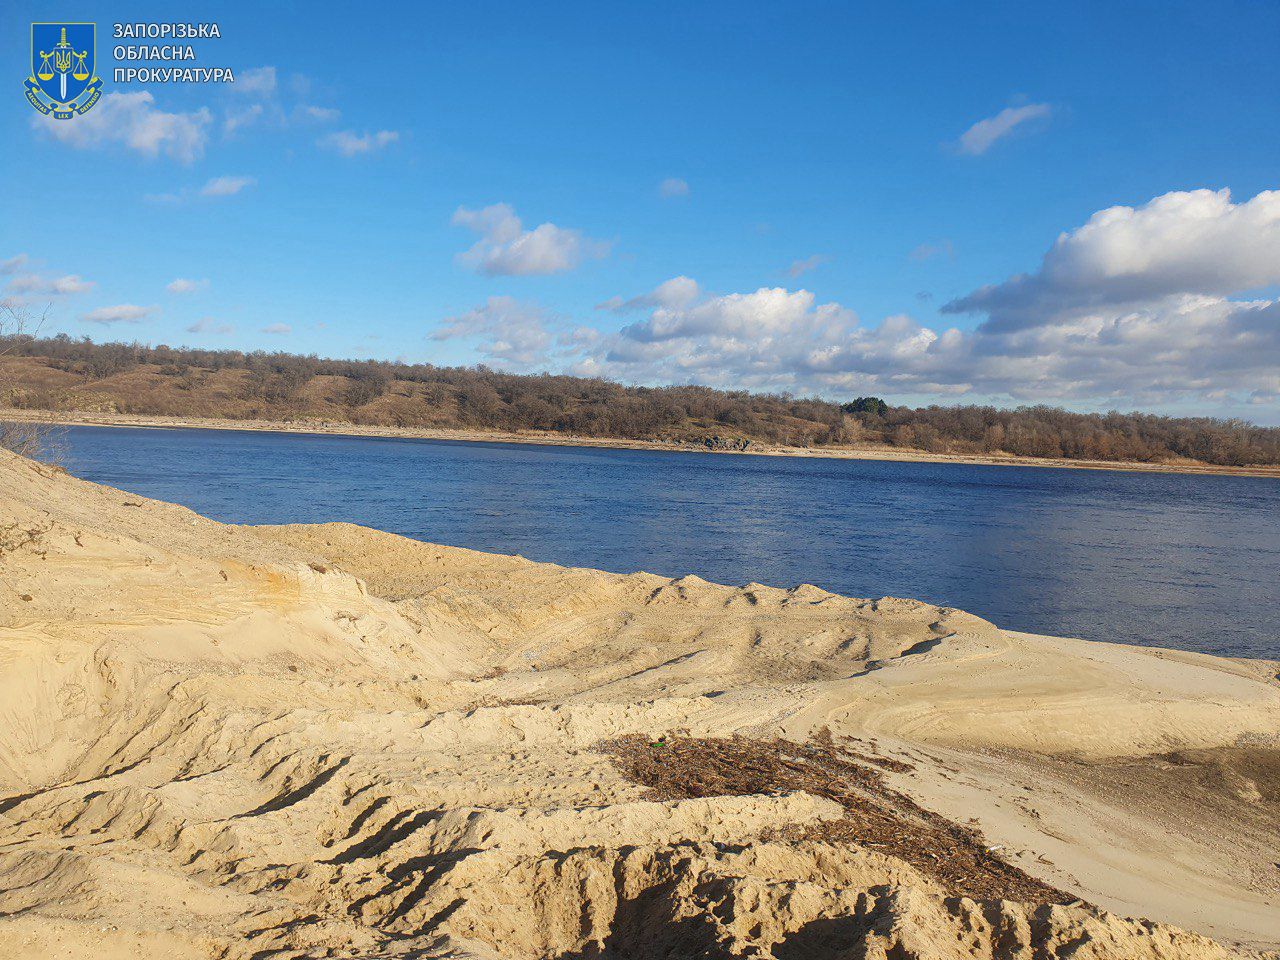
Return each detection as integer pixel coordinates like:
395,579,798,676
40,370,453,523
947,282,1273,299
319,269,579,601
0,301,58,460
2,325,1279,466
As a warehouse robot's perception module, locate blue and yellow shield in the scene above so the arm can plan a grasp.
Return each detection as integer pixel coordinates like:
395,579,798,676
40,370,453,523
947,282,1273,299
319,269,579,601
26,22,101,119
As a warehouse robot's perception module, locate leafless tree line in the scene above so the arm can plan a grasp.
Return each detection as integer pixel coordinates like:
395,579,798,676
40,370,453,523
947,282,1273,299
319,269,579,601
3,332,1279,467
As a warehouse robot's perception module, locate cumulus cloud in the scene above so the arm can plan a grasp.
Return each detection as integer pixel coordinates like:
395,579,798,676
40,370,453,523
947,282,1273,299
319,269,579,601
319,129,399,156
556,191,1280,413
167,278,209,294
937,295,1280,408
34,92,211,162
621,287,850,345
83,304,154,325
597,276,700,313
430,296,558,367
658,177,690,198
584,287,864,389
944,188,1280,332
444,284,944,395
787,254,830,278
568,278,1277,413
902,188,1280,408
261,323,292,334
956,103,1051,155
186,318,234,335
1,255,29,275
452,203,610,276
200,175,256,198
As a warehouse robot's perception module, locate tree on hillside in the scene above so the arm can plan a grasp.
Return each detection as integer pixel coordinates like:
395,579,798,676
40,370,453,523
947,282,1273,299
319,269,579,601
842,397,888,417
2,333,1278,467
0,302,55,458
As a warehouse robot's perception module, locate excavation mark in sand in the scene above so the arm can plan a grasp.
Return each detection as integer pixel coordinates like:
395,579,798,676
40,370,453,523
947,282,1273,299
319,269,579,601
598,731,1077,905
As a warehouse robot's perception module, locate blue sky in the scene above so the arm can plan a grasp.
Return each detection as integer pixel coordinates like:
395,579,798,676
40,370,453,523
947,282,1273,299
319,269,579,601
3,1,1279,421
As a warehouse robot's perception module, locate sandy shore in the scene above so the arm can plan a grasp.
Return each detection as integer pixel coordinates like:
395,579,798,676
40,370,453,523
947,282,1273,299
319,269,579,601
1,448,1278,958
7,406,1280,479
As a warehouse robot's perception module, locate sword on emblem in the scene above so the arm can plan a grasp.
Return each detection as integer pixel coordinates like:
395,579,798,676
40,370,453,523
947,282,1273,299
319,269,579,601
36,27,90,103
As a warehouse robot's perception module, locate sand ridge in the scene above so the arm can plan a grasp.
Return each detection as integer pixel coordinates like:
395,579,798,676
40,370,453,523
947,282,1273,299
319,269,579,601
0,447,1277,958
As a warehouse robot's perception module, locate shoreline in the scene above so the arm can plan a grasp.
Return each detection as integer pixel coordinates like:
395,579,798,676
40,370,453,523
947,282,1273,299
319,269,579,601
7,407,1280,479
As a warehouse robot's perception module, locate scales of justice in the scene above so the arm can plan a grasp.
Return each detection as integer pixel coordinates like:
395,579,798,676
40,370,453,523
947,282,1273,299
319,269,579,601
26,23,102,119
36,28,92,103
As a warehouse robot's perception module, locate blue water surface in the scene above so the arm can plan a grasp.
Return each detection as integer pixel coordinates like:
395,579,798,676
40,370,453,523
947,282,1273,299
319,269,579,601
58,425,1280,660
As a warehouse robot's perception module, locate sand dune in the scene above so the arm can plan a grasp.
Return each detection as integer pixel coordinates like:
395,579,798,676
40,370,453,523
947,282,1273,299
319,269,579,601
1,447,1277,958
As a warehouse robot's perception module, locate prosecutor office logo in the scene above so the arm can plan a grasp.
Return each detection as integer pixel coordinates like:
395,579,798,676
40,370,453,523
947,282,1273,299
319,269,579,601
26,22,102,119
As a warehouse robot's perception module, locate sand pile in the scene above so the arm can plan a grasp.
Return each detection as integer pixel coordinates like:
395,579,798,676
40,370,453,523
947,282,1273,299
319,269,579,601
0,447,1277,959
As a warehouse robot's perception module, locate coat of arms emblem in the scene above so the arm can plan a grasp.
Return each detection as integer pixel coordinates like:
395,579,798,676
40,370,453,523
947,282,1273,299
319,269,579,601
26,23,101,119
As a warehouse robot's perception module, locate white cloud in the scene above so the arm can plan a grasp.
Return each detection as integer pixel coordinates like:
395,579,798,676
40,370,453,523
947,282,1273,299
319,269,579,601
430,296,558,367
144,176,256,205
199,175,256,198
956,103,1051,156
319,129,399,156
945,188,1280,332
658,177,690,198
598,276,700,313
640,277,701,309
565,286,859,391
566,278,1279,413
604,287,857,362
34,92,211,162
452,203,609,277
931,295,1280,409
562,186,1280,412
261,323,292,335
1,256,93,306
219,67,338,136
167,278,209,294
7,273,94,296
186,317,234,335
234,66,277,97
787,254,830,278
82,304,154,325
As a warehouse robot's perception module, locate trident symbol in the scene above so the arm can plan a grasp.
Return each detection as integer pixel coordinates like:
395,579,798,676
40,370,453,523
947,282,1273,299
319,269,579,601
36,27,89,103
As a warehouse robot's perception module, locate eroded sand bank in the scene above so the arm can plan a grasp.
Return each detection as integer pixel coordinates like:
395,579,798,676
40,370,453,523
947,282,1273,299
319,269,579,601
1,448,1277,958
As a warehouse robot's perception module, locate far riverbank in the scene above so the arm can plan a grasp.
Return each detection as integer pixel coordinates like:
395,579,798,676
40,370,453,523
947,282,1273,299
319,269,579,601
6,407,1280,479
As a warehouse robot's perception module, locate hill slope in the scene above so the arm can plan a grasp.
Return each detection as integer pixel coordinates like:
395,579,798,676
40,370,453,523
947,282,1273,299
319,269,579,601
4,337,1280,466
